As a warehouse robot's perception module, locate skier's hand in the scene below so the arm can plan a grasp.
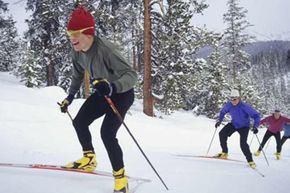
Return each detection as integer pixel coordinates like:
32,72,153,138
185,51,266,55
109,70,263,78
251,127,258,134
215,121,221,128
92,78,115,96
59,94,74,113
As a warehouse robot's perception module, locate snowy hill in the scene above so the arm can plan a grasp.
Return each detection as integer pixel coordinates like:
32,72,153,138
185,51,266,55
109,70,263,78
0,72,289,193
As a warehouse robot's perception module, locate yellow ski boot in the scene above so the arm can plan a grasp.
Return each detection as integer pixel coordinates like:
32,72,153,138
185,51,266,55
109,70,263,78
113,168,129,193
214,152,228,159
63,150,97,172
275,152,281,160
248,161,256,169
254,150,261,156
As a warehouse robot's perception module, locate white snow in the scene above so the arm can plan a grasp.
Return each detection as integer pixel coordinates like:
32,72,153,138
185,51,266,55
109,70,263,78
0,72,289,193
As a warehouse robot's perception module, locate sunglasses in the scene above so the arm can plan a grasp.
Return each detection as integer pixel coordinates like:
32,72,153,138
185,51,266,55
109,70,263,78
230,97,238,101
66,26,94,37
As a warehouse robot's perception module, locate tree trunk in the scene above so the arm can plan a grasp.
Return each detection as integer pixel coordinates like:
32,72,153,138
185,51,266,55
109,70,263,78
132,27,137,71
47,62,54,86
143,0,154,116
84,71,90,99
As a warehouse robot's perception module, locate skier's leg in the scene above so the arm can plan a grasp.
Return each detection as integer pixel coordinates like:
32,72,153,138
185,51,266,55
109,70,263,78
73,92,108,151
100,89,134,193
258,130,272,151
281,136,288,149
100,89,134,171
219,123,235,153
274,132,282,153
238,128,253,162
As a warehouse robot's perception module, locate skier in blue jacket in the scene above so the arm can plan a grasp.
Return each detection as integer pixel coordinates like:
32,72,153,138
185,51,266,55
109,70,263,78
214,89,260,168
281,123,290,152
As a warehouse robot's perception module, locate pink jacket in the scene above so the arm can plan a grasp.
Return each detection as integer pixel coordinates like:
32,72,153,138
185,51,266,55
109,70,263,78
260,115,290,133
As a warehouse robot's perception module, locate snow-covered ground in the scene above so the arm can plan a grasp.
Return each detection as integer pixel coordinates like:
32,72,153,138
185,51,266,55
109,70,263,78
0,72,289,193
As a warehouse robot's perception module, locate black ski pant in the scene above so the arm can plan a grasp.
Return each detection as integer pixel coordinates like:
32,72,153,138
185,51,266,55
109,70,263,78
219,123,253,162
72,89,134,171
258,130,281,153
280,136,289,152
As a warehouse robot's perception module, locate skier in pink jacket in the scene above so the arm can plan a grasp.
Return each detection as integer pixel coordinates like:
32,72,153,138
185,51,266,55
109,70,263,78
254,110,290,160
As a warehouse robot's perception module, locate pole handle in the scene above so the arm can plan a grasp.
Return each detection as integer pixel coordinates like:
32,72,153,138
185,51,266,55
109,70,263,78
57,102,73,121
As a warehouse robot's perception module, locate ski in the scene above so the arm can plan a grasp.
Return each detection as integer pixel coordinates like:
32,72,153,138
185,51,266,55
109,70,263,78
175,154,245,163
0,163,151,183
175,154,265,177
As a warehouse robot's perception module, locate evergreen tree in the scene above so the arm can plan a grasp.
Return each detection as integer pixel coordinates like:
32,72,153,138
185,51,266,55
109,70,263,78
0,0,19,72
25,0,65,86
196,37,229,118
222,0,254,84
221,0,263,113
17,42,42,87
152,0,208,114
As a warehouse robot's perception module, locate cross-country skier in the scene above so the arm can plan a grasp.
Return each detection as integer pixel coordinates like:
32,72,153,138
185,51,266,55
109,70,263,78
214,89,260,168
281,123,290,153
254,110,290,160
59,6,137,193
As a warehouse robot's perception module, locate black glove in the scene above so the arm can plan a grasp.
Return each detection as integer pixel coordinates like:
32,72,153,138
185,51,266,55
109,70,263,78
59,94,74,113
251,127,258,134
215,121,221,128
92,78,115,96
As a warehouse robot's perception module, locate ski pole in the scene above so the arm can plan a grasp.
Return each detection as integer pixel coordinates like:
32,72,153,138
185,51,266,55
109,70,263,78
104,96,169,190
255,134,270,166
206,126,218,156
249,134,254,147
57,102,73,121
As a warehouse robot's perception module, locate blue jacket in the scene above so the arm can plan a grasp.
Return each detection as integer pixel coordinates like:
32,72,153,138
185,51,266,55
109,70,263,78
283,124,290,137
219,101,260,129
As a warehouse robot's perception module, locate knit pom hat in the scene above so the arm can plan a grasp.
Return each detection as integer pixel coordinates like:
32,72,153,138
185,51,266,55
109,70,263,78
67,6,95,36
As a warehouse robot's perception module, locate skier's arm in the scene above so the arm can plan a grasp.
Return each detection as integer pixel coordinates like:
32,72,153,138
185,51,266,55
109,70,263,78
260,117,269,126
68,59,84,96
245,105,260,128
282,116,290,124
218,102,230,122
106,50,137,93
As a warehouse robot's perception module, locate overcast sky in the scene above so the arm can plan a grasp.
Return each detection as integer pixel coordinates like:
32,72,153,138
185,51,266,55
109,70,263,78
4,0,290,41
194,0,290,41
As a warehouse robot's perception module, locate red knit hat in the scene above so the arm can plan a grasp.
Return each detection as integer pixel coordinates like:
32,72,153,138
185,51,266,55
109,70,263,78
67,6,95,36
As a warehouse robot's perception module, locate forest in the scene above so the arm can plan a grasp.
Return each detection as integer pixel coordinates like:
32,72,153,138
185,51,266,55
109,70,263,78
0,0,289,118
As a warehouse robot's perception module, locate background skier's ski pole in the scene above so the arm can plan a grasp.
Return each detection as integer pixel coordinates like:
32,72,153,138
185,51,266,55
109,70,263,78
104,96,169,190
206,126,218,155
249,134,254,147
255,134,270,166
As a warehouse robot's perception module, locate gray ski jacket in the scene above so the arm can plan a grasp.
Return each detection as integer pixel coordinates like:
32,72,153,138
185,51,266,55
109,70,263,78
68,36,137,96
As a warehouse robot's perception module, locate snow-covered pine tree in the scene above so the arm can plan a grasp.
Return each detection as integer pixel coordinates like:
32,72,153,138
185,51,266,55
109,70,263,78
56,0,83,93
110,0,144,70
25,0,67,86
222,0,254,84
0,0,19,72
17,42,42,87
151,0,208,114
24,0,87,91
196,35,229,118
222,0,264,111
94,0,142,50
250,47,290,115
